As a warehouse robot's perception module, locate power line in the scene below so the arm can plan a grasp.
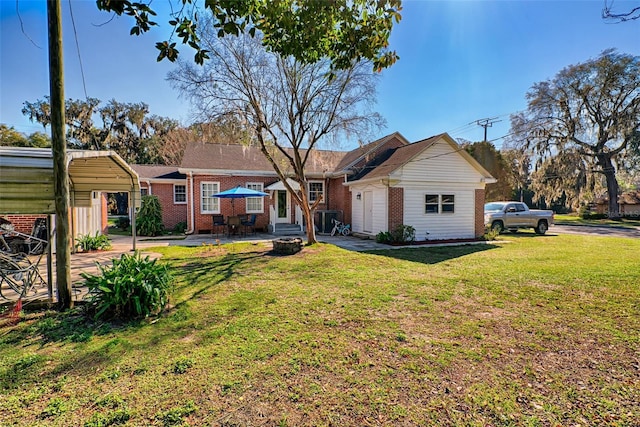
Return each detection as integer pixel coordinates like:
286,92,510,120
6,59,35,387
473,117,503,142
68,0,89,99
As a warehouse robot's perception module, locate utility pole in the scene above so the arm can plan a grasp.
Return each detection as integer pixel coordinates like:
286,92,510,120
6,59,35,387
474,117,502,142
47,0,73,309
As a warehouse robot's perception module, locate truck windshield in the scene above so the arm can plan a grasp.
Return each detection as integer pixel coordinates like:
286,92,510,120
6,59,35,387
484,203,506,212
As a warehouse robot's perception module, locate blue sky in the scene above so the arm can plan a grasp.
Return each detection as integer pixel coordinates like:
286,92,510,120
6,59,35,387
1,1,639,150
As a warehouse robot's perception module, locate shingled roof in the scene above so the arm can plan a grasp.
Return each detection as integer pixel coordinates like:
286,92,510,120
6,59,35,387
131,164,186,180
180,142,348,176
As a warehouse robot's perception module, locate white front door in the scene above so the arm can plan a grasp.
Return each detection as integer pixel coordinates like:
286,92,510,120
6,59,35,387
363,191,373,233
275,190,290,223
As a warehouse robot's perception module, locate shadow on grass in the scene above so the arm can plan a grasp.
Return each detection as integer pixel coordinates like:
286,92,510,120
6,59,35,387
365,243,500,265
171,249,269,306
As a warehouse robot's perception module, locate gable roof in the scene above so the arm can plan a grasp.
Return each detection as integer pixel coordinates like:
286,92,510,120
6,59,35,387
334,132,409,173
348,133,496,183
131,164,186,180
176,132,495,183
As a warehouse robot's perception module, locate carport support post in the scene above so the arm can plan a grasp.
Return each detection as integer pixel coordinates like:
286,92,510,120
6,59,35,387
48,0,73,309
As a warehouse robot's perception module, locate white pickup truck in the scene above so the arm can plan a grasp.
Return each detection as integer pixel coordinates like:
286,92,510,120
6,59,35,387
484,202,554,235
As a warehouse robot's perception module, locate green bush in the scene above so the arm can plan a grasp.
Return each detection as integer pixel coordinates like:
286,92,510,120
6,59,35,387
136,195,164,236
81,252,174,320
173,221,187,234
391,224,416,244
75,232,112,252
375,231,392,243
117,216,130,231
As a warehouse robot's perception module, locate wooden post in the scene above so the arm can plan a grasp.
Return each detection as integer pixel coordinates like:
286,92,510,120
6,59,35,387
47,0,73,309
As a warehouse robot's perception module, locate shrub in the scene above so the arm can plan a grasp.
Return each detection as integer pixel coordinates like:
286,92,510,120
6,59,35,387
117,216,130,231
173,221,187,234
375,231,392,243
484,227,500,241
75,232,112,252
390,224,416,244
81,252,174,320
136,195,164,237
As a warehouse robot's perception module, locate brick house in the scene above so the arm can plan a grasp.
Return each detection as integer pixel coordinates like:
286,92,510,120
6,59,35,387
130,165,188,231
177,132,495,241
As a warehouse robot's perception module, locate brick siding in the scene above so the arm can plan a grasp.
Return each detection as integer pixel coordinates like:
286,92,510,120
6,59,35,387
189,175,276,234
388,187,404,231
2,214,47,234
141,183,188,231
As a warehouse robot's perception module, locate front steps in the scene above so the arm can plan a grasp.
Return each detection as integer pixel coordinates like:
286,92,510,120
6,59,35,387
270,223,304,236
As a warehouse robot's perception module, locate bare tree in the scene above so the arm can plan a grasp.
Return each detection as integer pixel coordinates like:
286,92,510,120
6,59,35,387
602,1,640,22
168,31,382,244
509,49,640,217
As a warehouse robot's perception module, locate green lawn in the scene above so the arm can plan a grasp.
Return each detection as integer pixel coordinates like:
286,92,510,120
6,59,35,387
1,234,638,426
554,213,640,229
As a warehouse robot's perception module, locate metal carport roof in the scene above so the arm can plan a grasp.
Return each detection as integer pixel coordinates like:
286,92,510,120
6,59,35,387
0,147,141,214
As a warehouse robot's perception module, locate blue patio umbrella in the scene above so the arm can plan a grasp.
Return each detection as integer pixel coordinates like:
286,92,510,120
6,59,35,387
212,186,268,215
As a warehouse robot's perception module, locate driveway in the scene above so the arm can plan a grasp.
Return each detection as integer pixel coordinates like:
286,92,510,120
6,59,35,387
551,224,640,239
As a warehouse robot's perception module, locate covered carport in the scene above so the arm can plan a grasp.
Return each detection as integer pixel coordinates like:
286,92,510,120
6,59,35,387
0,147,141,301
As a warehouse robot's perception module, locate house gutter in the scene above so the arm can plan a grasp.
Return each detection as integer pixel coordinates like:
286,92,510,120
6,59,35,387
186,171,195,234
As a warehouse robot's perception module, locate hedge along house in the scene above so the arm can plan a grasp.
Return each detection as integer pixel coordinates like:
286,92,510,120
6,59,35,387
178,132,495,240
0,147,141,299
130,165,188,231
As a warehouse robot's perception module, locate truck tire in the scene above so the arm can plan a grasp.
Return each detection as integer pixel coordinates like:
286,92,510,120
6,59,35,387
491,221,504,234
534,220,548,235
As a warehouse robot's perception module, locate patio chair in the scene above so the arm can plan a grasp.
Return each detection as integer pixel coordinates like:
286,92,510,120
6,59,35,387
5,218,48,255
0,250,46,299
241,214,257,236
212,214,227,238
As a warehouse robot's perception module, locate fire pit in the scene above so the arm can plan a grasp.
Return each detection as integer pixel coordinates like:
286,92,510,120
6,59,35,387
272,237,303,255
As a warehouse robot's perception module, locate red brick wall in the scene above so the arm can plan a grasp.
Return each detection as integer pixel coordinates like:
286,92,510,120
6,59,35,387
475,189,485,237
388,187,404,231
2,214,47,234
326,177,352,224
190,175,276,234
143,182,188,231
101,193,109,234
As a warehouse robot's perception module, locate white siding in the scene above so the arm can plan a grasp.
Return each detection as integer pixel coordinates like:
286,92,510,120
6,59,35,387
350,184,387,236
394,138,484,240
403,184,477,240
395,139,485,185
74,192,102,237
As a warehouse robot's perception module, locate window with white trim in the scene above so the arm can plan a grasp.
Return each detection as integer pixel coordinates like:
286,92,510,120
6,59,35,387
425,194,439,214
245,182,264,213
442,195,455,213
425,194,455,214
140,188,149,197
174,184,186,204
201,182,219,213
308,181,324,203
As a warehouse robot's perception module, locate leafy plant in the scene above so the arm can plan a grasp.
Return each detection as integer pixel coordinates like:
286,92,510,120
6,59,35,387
375,231,392,243
75,232,112,252
484,227,500,241
390,224,416,244
173,221,187,234
117,216,130,231
81,252,174,320
136,195,164,237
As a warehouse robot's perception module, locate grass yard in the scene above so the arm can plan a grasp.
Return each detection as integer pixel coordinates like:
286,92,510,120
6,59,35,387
554,213,640,229
1,234,638,426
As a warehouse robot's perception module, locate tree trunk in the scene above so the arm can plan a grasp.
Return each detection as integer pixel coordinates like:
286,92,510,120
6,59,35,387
598,154,620,218
301,201,317,245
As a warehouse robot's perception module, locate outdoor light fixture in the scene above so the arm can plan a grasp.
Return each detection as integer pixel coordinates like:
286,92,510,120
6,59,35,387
356,192,361,200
